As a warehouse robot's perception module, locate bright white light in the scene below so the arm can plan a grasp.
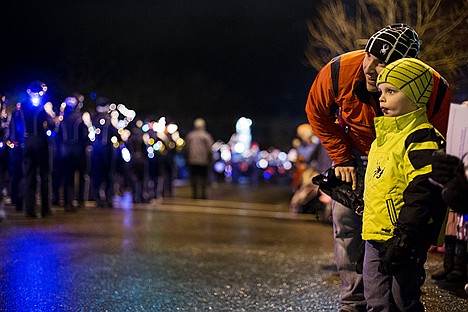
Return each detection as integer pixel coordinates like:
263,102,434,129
141,124,149,132
278,152,287,162
234,142,245,154
99,118,105,125
283,161,293,170
82,112,91,126
44,102,55,117
257,159,268,169
153,118,166,133
220,148,231,162
236,117,252,130
31,97,40,106
121,147,131,163
110,111,119,119
167,123,178,134
117,120,126,129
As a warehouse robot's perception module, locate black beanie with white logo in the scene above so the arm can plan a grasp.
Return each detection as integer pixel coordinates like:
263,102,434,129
365,23,420,64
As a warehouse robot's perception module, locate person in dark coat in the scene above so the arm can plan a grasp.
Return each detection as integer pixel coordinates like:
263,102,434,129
57,96,89,211
22,81,55,218
90,97,118,208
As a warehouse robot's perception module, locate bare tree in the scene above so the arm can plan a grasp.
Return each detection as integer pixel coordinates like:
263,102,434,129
305,0,468,93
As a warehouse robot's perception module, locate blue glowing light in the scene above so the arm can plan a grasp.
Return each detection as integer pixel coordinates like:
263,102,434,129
263,171,272,179
31,97,41,106
213,161,226,173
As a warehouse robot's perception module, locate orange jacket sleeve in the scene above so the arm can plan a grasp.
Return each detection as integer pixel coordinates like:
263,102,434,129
305,63,354,165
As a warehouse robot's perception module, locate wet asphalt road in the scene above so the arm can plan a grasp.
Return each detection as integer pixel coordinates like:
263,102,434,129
0,182,466,311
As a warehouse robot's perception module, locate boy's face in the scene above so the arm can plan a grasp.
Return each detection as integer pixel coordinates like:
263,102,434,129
378,82,418,117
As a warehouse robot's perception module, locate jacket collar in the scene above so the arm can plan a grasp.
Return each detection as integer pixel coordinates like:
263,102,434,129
374,108,428,144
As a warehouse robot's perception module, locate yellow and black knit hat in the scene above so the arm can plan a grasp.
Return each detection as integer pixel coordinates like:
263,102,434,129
377,58,433,107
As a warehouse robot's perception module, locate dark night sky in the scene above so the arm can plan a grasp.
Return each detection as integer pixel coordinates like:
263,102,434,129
2,1,320,146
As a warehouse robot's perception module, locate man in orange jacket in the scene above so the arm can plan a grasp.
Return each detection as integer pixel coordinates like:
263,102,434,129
305,24,450,312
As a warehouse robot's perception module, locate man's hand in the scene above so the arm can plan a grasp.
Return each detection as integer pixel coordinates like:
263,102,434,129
334,166,357,190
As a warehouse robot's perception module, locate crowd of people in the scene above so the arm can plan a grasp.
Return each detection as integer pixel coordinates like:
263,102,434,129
0,81,218,219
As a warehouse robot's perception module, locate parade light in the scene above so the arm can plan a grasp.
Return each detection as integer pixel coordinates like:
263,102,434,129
283,161,293,170
153,117,166,133
110,110,119,119
44,102,55,117
121,147,131,163
141,123,150,132
278,152,287,162
167,123,178,134
82,112,92,127
214,161,225,173
220,147,231,162
256,158,268,169
225,164,233,177
287,149,298,162
234,142,245,154
88,130,96,142
31,96,40,106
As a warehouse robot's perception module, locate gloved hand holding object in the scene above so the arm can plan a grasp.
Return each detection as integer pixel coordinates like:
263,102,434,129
378,226,419,275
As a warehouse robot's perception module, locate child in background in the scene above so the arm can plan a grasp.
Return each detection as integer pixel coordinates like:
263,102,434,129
361,58,447,311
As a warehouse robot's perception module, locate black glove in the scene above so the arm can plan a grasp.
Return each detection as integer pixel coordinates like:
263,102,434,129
432,151,468,214
432,151,464,185
312,167,364,215
378,232,417,275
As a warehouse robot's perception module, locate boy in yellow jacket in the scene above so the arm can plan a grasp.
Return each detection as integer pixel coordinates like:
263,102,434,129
362,58,447,311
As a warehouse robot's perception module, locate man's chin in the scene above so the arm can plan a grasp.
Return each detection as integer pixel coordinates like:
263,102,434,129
366,82,378,92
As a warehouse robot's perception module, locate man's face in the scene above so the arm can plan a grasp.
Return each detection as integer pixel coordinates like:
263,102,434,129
362,52,386,92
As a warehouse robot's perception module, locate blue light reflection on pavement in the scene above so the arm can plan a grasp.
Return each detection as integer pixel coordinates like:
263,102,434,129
0,229,73,311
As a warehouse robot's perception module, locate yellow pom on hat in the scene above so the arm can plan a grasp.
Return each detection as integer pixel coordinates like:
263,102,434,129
377,58,433,107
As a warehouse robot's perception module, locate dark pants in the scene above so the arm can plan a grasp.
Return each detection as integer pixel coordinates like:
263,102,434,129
91,146,115,207
189,164,209,199
63,146,88,208
23,137,51,216
363,241,427,311
9,147,23,210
